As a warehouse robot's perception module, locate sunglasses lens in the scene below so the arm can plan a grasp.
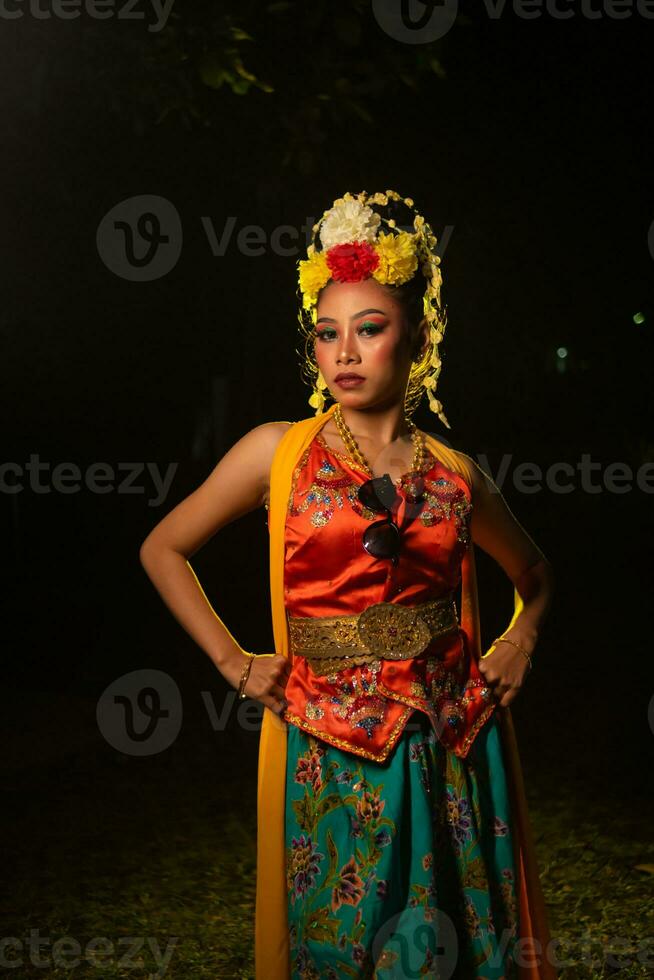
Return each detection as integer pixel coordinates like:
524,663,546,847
358,475,398,512
362,519,401,559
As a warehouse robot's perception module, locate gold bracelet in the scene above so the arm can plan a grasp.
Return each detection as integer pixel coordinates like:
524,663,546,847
237,652,256,699
491,635,533,671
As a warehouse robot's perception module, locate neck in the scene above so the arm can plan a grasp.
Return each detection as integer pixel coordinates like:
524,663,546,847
337,402,412,447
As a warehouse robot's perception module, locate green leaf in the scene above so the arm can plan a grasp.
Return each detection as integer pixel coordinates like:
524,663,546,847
461,856,489,891
326,828,338,878
316,793,343,821
305,906,340,944
291,795,315,833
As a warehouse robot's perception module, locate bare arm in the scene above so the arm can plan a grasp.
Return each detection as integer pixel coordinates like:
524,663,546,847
139,421,292,714
459,451,556,705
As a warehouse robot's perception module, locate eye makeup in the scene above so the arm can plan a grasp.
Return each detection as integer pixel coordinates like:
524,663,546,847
315,318,386,341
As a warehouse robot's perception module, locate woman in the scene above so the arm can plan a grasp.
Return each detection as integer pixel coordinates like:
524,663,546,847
140,190,557,979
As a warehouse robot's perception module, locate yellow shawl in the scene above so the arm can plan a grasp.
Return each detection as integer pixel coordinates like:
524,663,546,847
255,402,555,979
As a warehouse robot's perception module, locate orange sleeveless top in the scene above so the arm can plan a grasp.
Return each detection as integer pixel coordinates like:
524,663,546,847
267,430,496,762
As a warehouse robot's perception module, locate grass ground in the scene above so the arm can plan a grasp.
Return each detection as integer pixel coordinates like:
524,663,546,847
2,691,652,980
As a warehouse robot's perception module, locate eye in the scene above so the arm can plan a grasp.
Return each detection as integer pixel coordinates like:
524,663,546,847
315,321,384,342
359,321,383,336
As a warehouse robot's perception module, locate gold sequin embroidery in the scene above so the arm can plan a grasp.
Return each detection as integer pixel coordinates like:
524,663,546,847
302,660,388,739
289,458,362,528
418,476,473,546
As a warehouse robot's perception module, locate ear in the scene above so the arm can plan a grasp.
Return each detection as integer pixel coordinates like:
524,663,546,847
413,317,430,359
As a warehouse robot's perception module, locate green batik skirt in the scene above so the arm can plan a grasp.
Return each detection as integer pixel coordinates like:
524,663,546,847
285,710,519,980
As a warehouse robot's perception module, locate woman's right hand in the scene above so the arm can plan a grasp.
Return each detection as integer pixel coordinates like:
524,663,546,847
232,652,292,716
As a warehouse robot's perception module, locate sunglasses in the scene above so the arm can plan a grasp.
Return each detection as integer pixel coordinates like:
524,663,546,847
357,474,402,566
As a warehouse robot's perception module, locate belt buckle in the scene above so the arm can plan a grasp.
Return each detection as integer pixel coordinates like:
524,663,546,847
357,601,431,660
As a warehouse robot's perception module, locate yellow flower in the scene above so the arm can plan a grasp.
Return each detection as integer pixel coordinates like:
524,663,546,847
308,389,325,410
372,231,418,286
298,251,330,308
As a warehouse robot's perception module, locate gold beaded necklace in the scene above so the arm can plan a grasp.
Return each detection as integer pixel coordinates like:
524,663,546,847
333,402,425,479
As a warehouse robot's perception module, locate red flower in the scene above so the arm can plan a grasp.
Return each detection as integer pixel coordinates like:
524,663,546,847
325,241,379,283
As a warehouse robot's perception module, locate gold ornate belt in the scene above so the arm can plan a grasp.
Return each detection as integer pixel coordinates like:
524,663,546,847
288,593,459,675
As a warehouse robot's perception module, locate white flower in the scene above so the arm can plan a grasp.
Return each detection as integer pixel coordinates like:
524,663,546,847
319,199,381,250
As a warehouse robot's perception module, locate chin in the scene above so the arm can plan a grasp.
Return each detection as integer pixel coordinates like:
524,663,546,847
332,391,372,407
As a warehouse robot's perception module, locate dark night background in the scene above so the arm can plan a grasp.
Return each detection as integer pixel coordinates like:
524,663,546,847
2,1,653,977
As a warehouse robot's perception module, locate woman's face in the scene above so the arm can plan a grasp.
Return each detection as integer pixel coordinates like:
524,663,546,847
314,278,421,412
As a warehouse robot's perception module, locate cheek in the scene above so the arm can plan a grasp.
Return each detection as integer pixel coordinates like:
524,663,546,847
314,343,326,370
366,334,406,368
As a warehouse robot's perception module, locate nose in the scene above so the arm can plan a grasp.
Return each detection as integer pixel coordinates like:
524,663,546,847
337,336,361,365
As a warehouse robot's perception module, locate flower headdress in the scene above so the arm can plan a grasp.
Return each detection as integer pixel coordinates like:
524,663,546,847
296,189,450,428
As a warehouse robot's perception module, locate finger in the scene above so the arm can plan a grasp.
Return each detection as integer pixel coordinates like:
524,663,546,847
269,682,288,701
491,683,509,704
500,688,519,708
263,695,286,715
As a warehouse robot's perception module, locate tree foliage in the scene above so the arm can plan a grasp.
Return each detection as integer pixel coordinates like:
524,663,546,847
93,0,448,173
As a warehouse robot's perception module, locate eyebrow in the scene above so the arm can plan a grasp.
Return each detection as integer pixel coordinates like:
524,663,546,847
316,308,387,325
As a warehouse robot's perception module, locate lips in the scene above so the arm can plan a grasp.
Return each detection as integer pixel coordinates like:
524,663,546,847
334,373,365,381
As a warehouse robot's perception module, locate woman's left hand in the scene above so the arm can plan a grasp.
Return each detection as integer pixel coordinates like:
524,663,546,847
477,641,532,708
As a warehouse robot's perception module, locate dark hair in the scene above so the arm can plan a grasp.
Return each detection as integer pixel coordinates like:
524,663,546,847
381,276,427,358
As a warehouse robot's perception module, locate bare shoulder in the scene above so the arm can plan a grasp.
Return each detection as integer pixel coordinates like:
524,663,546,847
234,420,293,503
256,421,294,508
140,420,294,561
257,420,294,446
256,420,294,455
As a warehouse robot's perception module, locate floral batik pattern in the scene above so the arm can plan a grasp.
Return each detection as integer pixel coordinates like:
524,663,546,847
286,712,519,979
